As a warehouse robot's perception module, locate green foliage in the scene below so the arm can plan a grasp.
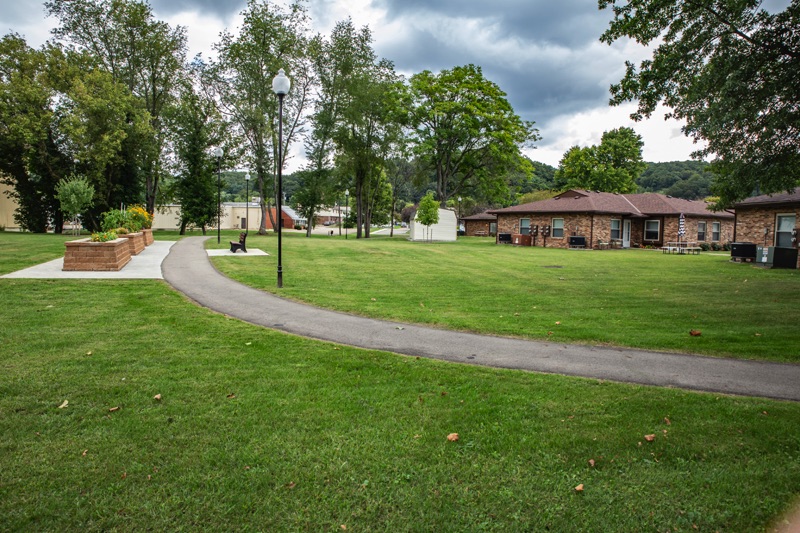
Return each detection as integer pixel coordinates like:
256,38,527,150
90,230,117,242
555,127,645,193
409,65,540,205
46,0,188,213
55,177,94,235
637,161,712,199
204,0,310,234
167,83,224,234
416,192,440,240
518,190,559,205
599,0,800,205
100,209,141,232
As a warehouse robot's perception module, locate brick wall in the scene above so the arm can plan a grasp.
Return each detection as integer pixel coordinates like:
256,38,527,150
63,238,132,271
736,206,800,268
464,220,492,236
495,212,734,249
496,213,598,248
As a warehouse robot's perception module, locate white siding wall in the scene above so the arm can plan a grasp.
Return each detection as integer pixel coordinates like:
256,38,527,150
410,208,457,242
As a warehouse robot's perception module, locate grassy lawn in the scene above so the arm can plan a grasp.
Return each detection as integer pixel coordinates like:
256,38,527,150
1,231,799,531
208,232,800,363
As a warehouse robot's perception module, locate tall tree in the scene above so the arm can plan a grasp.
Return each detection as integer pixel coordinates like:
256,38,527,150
330,23,405,239
0,35,61,232
599,0,800,205
168,83,226,234
409,64,540,206
555,127,645,193
204,0,311,235
46,0,187,215
297,21,359,238
0,36,150,231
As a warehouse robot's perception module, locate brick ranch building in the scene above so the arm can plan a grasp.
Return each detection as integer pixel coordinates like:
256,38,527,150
733,188,800,269
461,212,496,236
487,189,734,249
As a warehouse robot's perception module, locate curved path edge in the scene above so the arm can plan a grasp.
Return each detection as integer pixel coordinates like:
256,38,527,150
162,237,800,402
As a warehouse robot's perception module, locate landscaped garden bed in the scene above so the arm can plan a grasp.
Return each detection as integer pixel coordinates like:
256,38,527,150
62,237,131,271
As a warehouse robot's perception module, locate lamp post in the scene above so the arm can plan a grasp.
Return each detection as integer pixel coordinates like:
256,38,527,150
457,196,462,235
344,189,349,240
244,172,250,235
214,147,223,243
272,68,291,288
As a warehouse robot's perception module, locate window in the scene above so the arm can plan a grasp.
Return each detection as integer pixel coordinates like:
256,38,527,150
711,221,720,242
490,222,497,235
776,214,796,247
551,218,564,238
520,218,530,235
644,220,660,241
697,221,706,242
610,219,621,240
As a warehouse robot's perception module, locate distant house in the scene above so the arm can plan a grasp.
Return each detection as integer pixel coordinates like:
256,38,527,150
153,203,304,231
487,189,734,249
409,208,457,242
462,212,497,237
734,188,799,268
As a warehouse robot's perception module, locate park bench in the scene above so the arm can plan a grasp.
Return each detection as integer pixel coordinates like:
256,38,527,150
230,232,247,253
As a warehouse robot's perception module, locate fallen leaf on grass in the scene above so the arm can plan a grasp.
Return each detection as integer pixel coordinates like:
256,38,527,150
447,433,459,442
86,351,92,356
555,321,561,325
341,525,347,531
58,400,69,409
153,394,162,401
547,331,553,336
109,406,120,412
121,472,127,480
82,449,88,457
370,298,377,301
664,417,671,426
227,393,236,399
644,434,656,442
285,481,296,489
588,459,596,467
245,342,252,346
689,330,702,337
574,484,584,492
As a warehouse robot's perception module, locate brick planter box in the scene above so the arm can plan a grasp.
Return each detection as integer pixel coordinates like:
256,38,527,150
118,232,146,255
63,238,132,271
142,228,154,246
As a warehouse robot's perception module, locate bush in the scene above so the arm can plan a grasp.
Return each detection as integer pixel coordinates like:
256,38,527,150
90,231,118,242
101,209,142,233
699,242,710,251
127,205,153,229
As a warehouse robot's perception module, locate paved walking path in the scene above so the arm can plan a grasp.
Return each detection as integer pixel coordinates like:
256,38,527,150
162,237,800,402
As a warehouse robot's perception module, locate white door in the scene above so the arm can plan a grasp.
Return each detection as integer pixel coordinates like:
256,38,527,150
622,219,631,248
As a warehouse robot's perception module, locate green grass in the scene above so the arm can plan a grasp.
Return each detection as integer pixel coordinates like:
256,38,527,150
1,231,799,531
208,233,800,362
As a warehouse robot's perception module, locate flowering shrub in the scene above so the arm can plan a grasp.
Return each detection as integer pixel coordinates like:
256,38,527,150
91,231,118,242
101,209,142,232
128,205,153,229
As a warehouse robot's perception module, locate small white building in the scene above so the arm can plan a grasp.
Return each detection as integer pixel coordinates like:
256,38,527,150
409,208,457,242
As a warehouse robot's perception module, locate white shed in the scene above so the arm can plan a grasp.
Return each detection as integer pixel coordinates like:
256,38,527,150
409,208,457,242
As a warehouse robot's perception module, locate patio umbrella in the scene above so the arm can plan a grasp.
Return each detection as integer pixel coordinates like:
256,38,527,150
678,213,686,245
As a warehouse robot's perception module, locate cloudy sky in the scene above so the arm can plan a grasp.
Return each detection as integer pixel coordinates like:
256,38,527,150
0,0,707,167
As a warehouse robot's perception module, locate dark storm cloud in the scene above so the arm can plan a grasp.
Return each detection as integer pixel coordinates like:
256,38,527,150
375,0,612,48
372,1,626,128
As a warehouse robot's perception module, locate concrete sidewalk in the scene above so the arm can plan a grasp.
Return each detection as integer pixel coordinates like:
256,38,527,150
162,236,799,401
